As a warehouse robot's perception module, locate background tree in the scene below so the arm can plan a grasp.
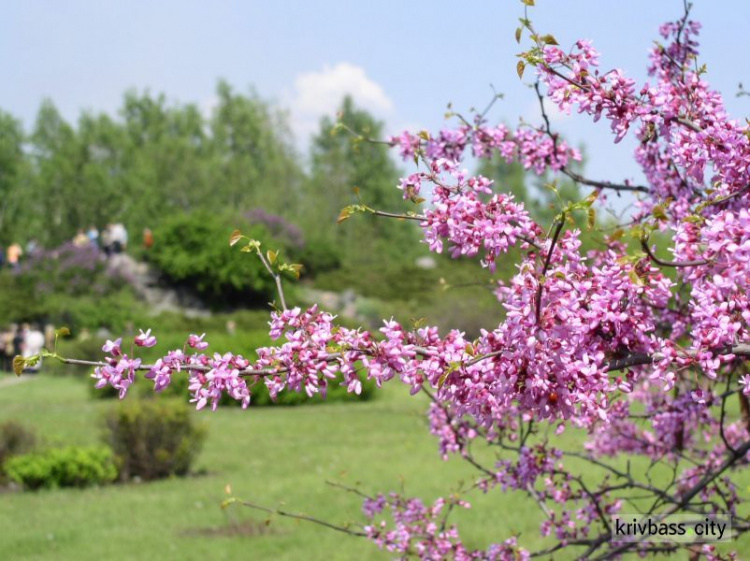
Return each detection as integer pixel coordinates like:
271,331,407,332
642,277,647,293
302,96,421,271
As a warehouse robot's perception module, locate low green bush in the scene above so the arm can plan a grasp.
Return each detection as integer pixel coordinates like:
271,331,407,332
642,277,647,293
103,399,206,481
5,446,117,490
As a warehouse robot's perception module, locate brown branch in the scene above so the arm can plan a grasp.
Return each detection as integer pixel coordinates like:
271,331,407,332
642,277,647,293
233,499,367,537
562,168,650,194
605,343,750,372
640,236,709,268
592,438,750,560
535,215,565,325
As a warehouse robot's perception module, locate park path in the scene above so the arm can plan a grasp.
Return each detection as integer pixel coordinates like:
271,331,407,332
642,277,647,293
0,374,34,389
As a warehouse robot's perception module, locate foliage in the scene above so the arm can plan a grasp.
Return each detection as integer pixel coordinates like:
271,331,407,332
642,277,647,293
300,96,423,271
103,399,206,482
0,420,36,481
5,446,117,490
0,81,302,248
147,211,281,308
16,242,128,297
0,244,142,331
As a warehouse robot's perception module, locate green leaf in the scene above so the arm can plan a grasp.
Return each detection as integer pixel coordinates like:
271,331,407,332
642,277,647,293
628,269,644,286
13,356,25,377
609,229,625,242
229,229,243,247
652,203,668,221
683,214,705,224
337,206,354,224
515,27,522,43
241,239,261,253
521,0,535,5
55,327,71,338
267,250,277,265
516,60,526,80
582,190,600,207
587,207,596,230
540,34,558,45
221,498,238,510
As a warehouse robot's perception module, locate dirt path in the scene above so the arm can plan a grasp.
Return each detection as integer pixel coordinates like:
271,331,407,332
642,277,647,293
0,374,34,389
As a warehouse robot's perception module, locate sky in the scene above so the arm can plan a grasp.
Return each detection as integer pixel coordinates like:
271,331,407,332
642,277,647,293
3,0,750,213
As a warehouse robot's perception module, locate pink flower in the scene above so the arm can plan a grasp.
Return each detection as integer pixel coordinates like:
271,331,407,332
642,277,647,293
102,338,122,356
187,333,209,350
134,329,156,347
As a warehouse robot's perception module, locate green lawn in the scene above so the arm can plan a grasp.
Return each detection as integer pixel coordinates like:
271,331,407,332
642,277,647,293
1,373,748,560
0,374,542,561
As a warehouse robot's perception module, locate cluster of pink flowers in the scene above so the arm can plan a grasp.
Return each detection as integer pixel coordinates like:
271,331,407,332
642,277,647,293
389,123,581,176
362,492,530,560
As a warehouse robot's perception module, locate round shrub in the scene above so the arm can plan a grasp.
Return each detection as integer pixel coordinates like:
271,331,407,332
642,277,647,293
148,211,285,308
0,420,36,481
103,399,206,481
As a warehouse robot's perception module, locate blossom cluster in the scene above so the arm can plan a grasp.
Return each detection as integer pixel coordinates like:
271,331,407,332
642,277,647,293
362,492,530,561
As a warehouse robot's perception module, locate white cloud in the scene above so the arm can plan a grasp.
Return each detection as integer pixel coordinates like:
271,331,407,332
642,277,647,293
285,62,394,146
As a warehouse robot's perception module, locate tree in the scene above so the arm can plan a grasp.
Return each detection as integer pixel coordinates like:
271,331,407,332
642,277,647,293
29,3,750,559
210,80,303,217
302,96,421,268
0,110,29,244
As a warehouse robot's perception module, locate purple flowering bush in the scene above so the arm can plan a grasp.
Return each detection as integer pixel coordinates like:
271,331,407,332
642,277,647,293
16,242,130,297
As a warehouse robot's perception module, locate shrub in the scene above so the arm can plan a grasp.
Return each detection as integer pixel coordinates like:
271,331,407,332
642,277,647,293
0,420,36,481
16,242,131,297
5,446,117,490
103,399,206,481
148,211,286,308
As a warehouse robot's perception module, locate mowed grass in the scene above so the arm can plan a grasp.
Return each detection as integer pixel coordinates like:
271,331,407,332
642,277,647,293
2,373,749,560
0,374,543,561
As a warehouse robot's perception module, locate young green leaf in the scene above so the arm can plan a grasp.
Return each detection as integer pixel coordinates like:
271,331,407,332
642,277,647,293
229,229,243,247
517,60,526,80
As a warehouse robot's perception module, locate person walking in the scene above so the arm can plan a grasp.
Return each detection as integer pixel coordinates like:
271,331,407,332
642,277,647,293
7,242,22,269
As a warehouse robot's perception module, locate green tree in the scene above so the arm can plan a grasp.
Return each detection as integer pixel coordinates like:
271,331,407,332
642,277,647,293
302,96,420,270
209,81,302,216
0,111,29,245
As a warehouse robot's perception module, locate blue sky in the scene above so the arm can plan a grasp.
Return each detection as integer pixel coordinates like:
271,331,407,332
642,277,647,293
3,1,749,211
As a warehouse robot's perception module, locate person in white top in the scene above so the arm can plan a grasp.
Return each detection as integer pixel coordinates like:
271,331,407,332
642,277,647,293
22,324,45,373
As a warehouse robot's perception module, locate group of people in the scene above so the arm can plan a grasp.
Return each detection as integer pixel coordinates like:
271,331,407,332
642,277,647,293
72,223,130,256
0,324,48,373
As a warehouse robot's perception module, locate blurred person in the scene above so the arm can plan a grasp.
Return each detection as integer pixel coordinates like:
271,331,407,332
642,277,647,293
87,225,99,247
102,224,113,257
111,223,128,253
23,324,45,373
143,227,154,250
26,239,39,256
0,327,11,371
7,242,22,269
73,228,89,247
44,324,56,350
12,324,24,358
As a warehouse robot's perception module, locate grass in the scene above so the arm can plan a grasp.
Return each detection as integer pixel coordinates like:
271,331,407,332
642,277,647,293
1,372,749,560
0,373,542,561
